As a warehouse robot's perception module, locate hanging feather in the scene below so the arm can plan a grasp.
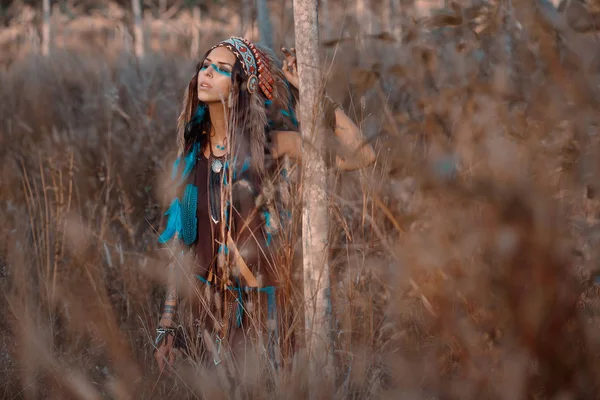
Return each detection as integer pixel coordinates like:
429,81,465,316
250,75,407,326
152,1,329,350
180,142,199,183
248,92,269,174
192,104,207,125
171,157,182,181
181,184,198,245
158,198,183,243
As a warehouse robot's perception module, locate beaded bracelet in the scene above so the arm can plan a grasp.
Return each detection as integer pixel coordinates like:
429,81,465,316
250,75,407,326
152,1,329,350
154,326,176,348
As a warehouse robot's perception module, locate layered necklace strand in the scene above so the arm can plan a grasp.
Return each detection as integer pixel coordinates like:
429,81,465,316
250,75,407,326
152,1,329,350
208,138,227,224
210,137,227,173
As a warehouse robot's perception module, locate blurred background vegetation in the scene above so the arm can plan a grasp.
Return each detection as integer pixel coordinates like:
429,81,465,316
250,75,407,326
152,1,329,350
3,0,600,398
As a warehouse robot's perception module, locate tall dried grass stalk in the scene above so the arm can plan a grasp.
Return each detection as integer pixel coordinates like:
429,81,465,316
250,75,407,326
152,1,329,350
2,0,600,398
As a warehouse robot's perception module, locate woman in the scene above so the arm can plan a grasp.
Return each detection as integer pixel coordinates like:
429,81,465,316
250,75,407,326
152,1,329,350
154,37,376,373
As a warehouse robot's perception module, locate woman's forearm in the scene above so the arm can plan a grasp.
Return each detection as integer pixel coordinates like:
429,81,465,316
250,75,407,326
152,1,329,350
159,262,178,327
335,148,375,171
333,108,376,170
159,286,177,327
271,101,376,170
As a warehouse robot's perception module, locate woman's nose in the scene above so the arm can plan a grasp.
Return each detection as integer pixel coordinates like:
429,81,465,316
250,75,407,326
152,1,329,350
202,66,213,78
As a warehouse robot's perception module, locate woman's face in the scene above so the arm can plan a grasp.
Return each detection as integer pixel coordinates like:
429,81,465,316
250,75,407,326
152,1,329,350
197,47,237,104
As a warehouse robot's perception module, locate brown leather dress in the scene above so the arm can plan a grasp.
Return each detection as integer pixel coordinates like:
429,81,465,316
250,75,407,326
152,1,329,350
175,152,282,365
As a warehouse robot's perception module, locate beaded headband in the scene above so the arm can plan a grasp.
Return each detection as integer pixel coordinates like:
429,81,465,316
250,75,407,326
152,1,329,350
212,37,275,100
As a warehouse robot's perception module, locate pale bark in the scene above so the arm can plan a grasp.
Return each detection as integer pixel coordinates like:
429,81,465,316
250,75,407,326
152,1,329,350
159,0,167,15
159,0,167,48
356,0,372,34
241,0,253,37
292,0,334,388
392,0,402,39
190,6,201,59
42,0,50,56
321,0,331,40
400,0,416,22
132,0,144,58
256,0,273,48
382,0,392,33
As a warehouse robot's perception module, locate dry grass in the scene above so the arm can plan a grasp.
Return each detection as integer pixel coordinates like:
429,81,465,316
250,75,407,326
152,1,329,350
3,0,600,398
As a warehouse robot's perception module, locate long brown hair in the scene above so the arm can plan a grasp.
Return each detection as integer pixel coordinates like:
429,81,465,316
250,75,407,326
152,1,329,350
175,43,294,175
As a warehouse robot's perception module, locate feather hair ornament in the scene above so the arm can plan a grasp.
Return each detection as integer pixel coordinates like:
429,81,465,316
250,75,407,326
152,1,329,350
175,37,293,171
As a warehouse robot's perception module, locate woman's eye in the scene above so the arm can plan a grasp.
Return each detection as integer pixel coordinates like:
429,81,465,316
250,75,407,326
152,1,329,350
201,64,208,70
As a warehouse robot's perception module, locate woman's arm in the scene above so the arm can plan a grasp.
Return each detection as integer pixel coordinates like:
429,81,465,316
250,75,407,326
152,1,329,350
281,47,376,171
269,110,376,171
154,262,177,372
331,107,376,171
159,284,177,327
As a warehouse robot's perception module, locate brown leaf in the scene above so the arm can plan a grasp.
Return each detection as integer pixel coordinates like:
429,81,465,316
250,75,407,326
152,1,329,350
424,7,463,28
388,64,407,77
349,68,380,93
565,0,600,32
366,31,397,42
322,36,353,48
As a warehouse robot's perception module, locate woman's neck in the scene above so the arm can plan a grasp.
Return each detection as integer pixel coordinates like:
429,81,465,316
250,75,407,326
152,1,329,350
207,103,227,146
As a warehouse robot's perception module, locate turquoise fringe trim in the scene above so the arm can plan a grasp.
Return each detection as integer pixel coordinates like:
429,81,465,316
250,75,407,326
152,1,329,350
195,275,277,330
218,244,229,255
281,109,298,128
222,156,251,185
263,211,273,246
265,97,298,129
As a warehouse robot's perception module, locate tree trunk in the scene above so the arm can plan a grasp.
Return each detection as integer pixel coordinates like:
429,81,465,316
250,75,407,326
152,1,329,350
159,0,167,49
392,0,402,39
292,0,334,389
42,0,50,56
321,0,331,40
132,0,144,58
256,0,273,49
241,0,253,37
190,6,201,59
382,0,392,33
400,0,416,23
356,0,372,34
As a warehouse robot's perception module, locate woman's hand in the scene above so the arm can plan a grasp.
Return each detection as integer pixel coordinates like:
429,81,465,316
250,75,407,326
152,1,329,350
154,330,176,374
281,47,299,89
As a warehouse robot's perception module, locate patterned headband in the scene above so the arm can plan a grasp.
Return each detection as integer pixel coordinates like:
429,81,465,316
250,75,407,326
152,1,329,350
211,37,275,100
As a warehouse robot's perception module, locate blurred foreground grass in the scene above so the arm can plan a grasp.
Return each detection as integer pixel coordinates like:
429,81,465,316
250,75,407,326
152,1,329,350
3,0,600,398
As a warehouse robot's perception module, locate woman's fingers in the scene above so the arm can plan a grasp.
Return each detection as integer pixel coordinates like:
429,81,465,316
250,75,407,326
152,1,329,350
155,335,176,376
168,350,176,370
281,47,300,88
283,59,297,75
155,348,165,372
282,61,296,81
281,47,297,67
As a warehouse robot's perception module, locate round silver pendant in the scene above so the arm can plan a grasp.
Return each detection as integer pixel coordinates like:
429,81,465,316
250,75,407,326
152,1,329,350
211,159,223,173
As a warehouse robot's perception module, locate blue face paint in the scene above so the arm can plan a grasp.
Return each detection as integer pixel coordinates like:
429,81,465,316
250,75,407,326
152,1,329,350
200,63,232,77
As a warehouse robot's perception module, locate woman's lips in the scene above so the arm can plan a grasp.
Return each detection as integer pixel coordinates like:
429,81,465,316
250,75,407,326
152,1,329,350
199,82,212,90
